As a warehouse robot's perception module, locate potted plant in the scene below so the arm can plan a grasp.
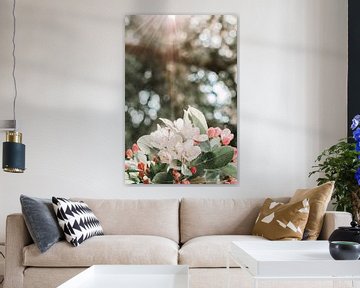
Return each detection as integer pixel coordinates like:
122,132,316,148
309,115,360,222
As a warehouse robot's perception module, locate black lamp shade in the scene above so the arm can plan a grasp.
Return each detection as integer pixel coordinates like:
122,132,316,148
3,141,25,173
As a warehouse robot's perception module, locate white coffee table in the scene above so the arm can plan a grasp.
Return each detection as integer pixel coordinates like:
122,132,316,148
228,241,360,288
58,265,189,288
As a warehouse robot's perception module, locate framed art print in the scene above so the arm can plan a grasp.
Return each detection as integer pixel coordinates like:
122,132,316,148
125,15,237,184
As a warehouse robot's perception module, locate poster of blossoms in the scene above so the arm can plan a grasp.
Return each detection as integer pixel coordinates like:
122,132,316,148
125,15,237,184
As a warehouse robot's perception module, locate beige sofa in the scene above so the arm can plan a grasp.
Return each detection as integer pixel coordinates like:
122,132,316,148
4,198,352,288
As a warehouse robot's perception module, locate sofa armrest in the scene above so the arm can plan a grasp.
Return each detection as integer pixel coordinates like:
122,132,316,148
318,211,352,240
4,213,32,288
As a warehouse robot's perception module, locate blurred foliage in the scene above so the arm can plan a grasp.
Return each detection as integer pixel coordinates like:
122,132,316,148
125,15,237,148
309,139,360,217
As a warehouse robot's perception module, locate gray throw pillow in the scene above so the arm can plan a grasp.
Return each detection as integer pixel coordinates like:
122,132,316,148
20,195,64,253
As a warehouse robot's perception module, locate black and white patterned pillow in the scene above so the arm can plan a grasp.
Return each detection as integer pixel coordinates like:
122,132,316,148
52,197,104,247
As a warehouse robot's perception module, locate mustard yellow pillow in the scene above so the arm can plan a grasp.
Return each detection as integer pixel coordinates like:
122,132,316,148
289,181,334,240
252,198,310,240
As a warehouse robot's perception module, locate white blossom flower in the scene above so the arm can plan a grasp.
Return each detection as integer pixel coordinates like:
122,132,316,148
144,109,209,165
158,150,173,164
150,126,182,150
173,118,208,142
182,139,202,162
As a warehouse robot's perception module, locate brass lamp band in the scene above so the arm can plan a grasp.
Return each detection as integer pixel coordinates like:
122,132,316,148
6,131,22,143
3,167,24,173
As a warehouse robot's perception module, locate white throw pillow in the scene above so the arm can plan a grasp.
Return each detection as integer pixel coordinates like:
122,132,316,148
52,197,103,247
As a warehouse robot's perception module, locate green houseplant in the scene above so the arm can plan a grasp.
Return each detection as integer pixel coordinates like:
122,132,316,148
309,115,360,222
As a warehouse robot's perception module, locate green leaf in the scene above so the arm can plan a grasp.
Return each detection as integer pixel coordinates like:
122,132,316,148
189,176,206,184
204,146,234,169
181,164,192,176
204,170,219,183
191,146,234,169
188,106,208,134
126,169,140,173
220,163,238,178
125,178,137,184
149,162,167,178
152,172,173,184
199,141,211,152
210,137,221,149
125,172,140,184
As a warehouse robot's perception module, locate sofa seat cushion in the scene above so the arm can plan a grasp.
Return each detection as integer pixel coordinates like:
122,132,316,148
179,235,267,268
23,235,179,267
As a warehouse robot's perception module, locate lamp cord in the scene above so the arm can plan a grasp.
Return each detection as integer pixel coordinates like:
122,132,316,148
12,0,18,130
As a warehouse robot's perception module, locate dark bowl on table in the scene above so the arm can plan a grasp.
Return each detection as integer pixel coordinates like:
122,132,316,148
329,241,360,260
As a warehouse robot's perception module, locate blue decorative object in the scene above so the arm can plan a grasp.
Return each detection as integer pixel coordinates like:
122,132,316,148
356,168,360,186
353,128,360,142
351,115,360,185
351,115,360,130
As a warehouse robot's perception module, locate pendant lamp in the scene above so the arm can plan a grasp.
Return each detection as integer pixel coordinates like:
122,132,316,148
1,0,26,173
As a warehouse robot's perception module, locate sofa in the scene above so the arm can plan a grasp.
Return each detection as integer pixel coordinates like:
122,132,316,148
4,198,352,288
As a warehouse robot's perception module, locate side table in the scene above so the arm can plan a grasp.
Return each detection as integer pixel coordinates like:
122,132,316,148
227,240,360,288
58,265,189,288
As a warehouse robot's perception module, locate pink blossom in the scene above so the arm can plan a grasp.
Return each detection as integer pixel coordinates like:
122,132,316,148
207,127,216,138
181,179,191,184
137,162,146,171
137,162,147,178
132,143,139,153
172,170,181,181
208,127,222,138
221,128,234,146
126,149,133,159
229,178,237,184
214,127,222,137
232,147,238,162
224,177,237,184
143,176,150,184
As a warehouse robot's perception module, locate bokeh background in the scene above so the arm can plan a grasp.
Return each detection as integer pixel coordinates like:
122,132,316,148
125,15,237,148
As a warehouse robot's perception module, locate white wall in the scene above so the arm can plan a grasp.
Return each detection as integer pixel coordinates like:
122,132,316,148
0,0,347,242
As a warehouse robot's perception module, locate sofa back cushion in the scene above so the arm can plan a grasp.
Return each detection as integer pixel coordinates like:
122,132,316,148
180,198,289,243
72,198,179,243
